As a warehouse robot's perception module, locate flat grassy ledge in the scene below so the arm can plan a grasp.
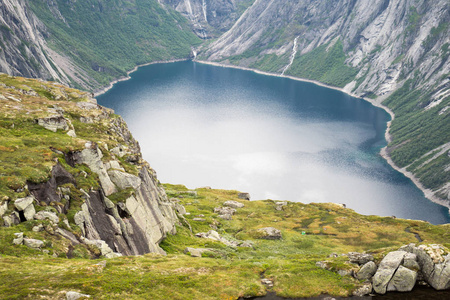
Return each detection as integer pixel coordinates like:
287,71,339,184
1,184,449,299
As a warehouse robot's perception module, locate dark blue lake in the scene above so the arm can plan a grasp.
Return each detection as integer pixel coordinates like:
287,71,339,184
97,61,450,224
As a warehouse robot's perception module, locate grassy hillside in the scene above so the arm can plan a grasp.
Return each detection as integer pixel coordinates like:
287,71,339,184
29,0,201,90
1,184,449,299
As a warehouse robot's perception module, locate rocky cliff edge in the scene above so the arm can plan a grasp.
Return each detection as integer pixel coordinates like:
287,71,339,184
0,73,182,257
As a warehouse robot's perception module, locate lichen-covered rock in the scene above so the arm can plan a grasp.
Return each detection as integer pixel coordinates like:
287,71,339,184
404,244,450,290
66,291,90,300
14,196,34,211
238,193,250,200
12,232,23,245
184,247,213,257
223,200,244,208
356,261,377,280
23,203,36,221
372,251,407,294
387,265,417,292
108,169,142,190
73,142,117,196
38,115,69,132
347,252,374,265
257,227,282,240
23,238,44,249
34,210,59,223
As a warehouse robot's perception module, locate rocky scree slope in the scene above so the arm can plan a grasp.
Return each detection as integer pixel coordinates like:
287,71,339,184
199,0,450,208
0,0,200,91
0,74,182,257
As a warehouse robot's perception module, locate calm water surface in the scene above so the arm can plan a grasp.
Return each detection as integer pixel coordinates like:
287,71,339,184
97,61,450,224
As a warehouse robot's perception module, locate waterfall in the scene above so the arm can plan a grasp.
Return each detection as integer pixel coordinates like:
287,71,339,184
282,36,299,75
202,0,207,22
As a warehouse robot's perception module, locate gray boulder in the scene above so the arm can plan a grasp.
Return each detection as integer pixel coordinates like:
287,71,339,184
258,227,282,240
14,196,34,211
275,201,287,211
347,252,374,265
23,204,36,221
356,261,377,280
238,193,250,200
24,238,44,249
108,169,142,190
38,115,69,132
34,211,60,223
0,199,8,216
223,200,244,208
195,230,239,247
372,251,407,294
12,232,23,245
408,244,450,290
387,265,417,292
66,291,91,300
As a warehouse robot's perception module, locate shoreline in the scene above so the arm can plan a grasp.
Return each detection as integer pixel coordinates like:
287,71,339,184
93,58,449,213
195,59,450,212
93,58,189,97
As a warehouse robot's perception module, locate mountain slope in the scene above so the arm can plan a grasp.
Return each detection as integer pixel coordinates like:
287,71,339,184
199,0,450,208
0,0,201,92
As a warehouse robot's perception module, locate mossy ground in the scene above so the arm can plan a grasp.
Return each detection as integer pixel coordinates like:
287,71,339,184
1,184,449,299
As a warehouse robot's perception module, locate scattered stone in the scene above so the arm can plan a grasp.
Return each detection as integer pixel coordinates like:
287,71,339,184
80,116,93,123
66,291,91,300
184,247,212,257
352,282,373,296
14,196,34,211
23,204,36,221
32,224,44,232
387,265,417,292
356,261,377,280
34,210,60,223
76,101,98,110
218,214,232,220
12,232,23,245
196,214,205,217
316,261,328,269
338,269,353,277
67,129,77,137
238,192,250,200
37,115,69,132
23,238,44,249
261,278,274,287
257,227,282,240
214,206,236,214
223,200,244,208
195,230,240,247
347,252,374,265
193,218,206,222
275,201,287,211
239,241,253,248
0,200,8,216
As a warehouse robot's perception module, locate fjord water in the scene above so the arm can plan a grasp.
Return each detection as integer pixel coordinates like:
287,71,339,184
97,61,450,224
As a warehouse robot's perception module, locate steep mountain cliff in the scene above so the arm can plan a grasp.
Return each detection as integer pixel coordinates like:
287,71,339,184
0,0,200,91
0,74,181,257
161,0,255,38
199,0,450,208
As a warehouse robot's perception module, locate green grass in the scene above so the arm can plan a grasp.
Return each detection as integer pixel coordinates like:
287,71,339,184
285,39,359,87
1,183,449,299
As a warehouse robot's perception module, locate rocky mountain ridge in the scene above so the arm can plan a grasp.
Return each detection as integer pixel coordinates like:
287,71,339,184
0,74,182,257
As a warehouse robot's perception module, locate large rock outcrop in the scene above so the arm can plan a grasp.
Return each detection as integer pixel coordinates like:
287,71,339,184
0,76,181,257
